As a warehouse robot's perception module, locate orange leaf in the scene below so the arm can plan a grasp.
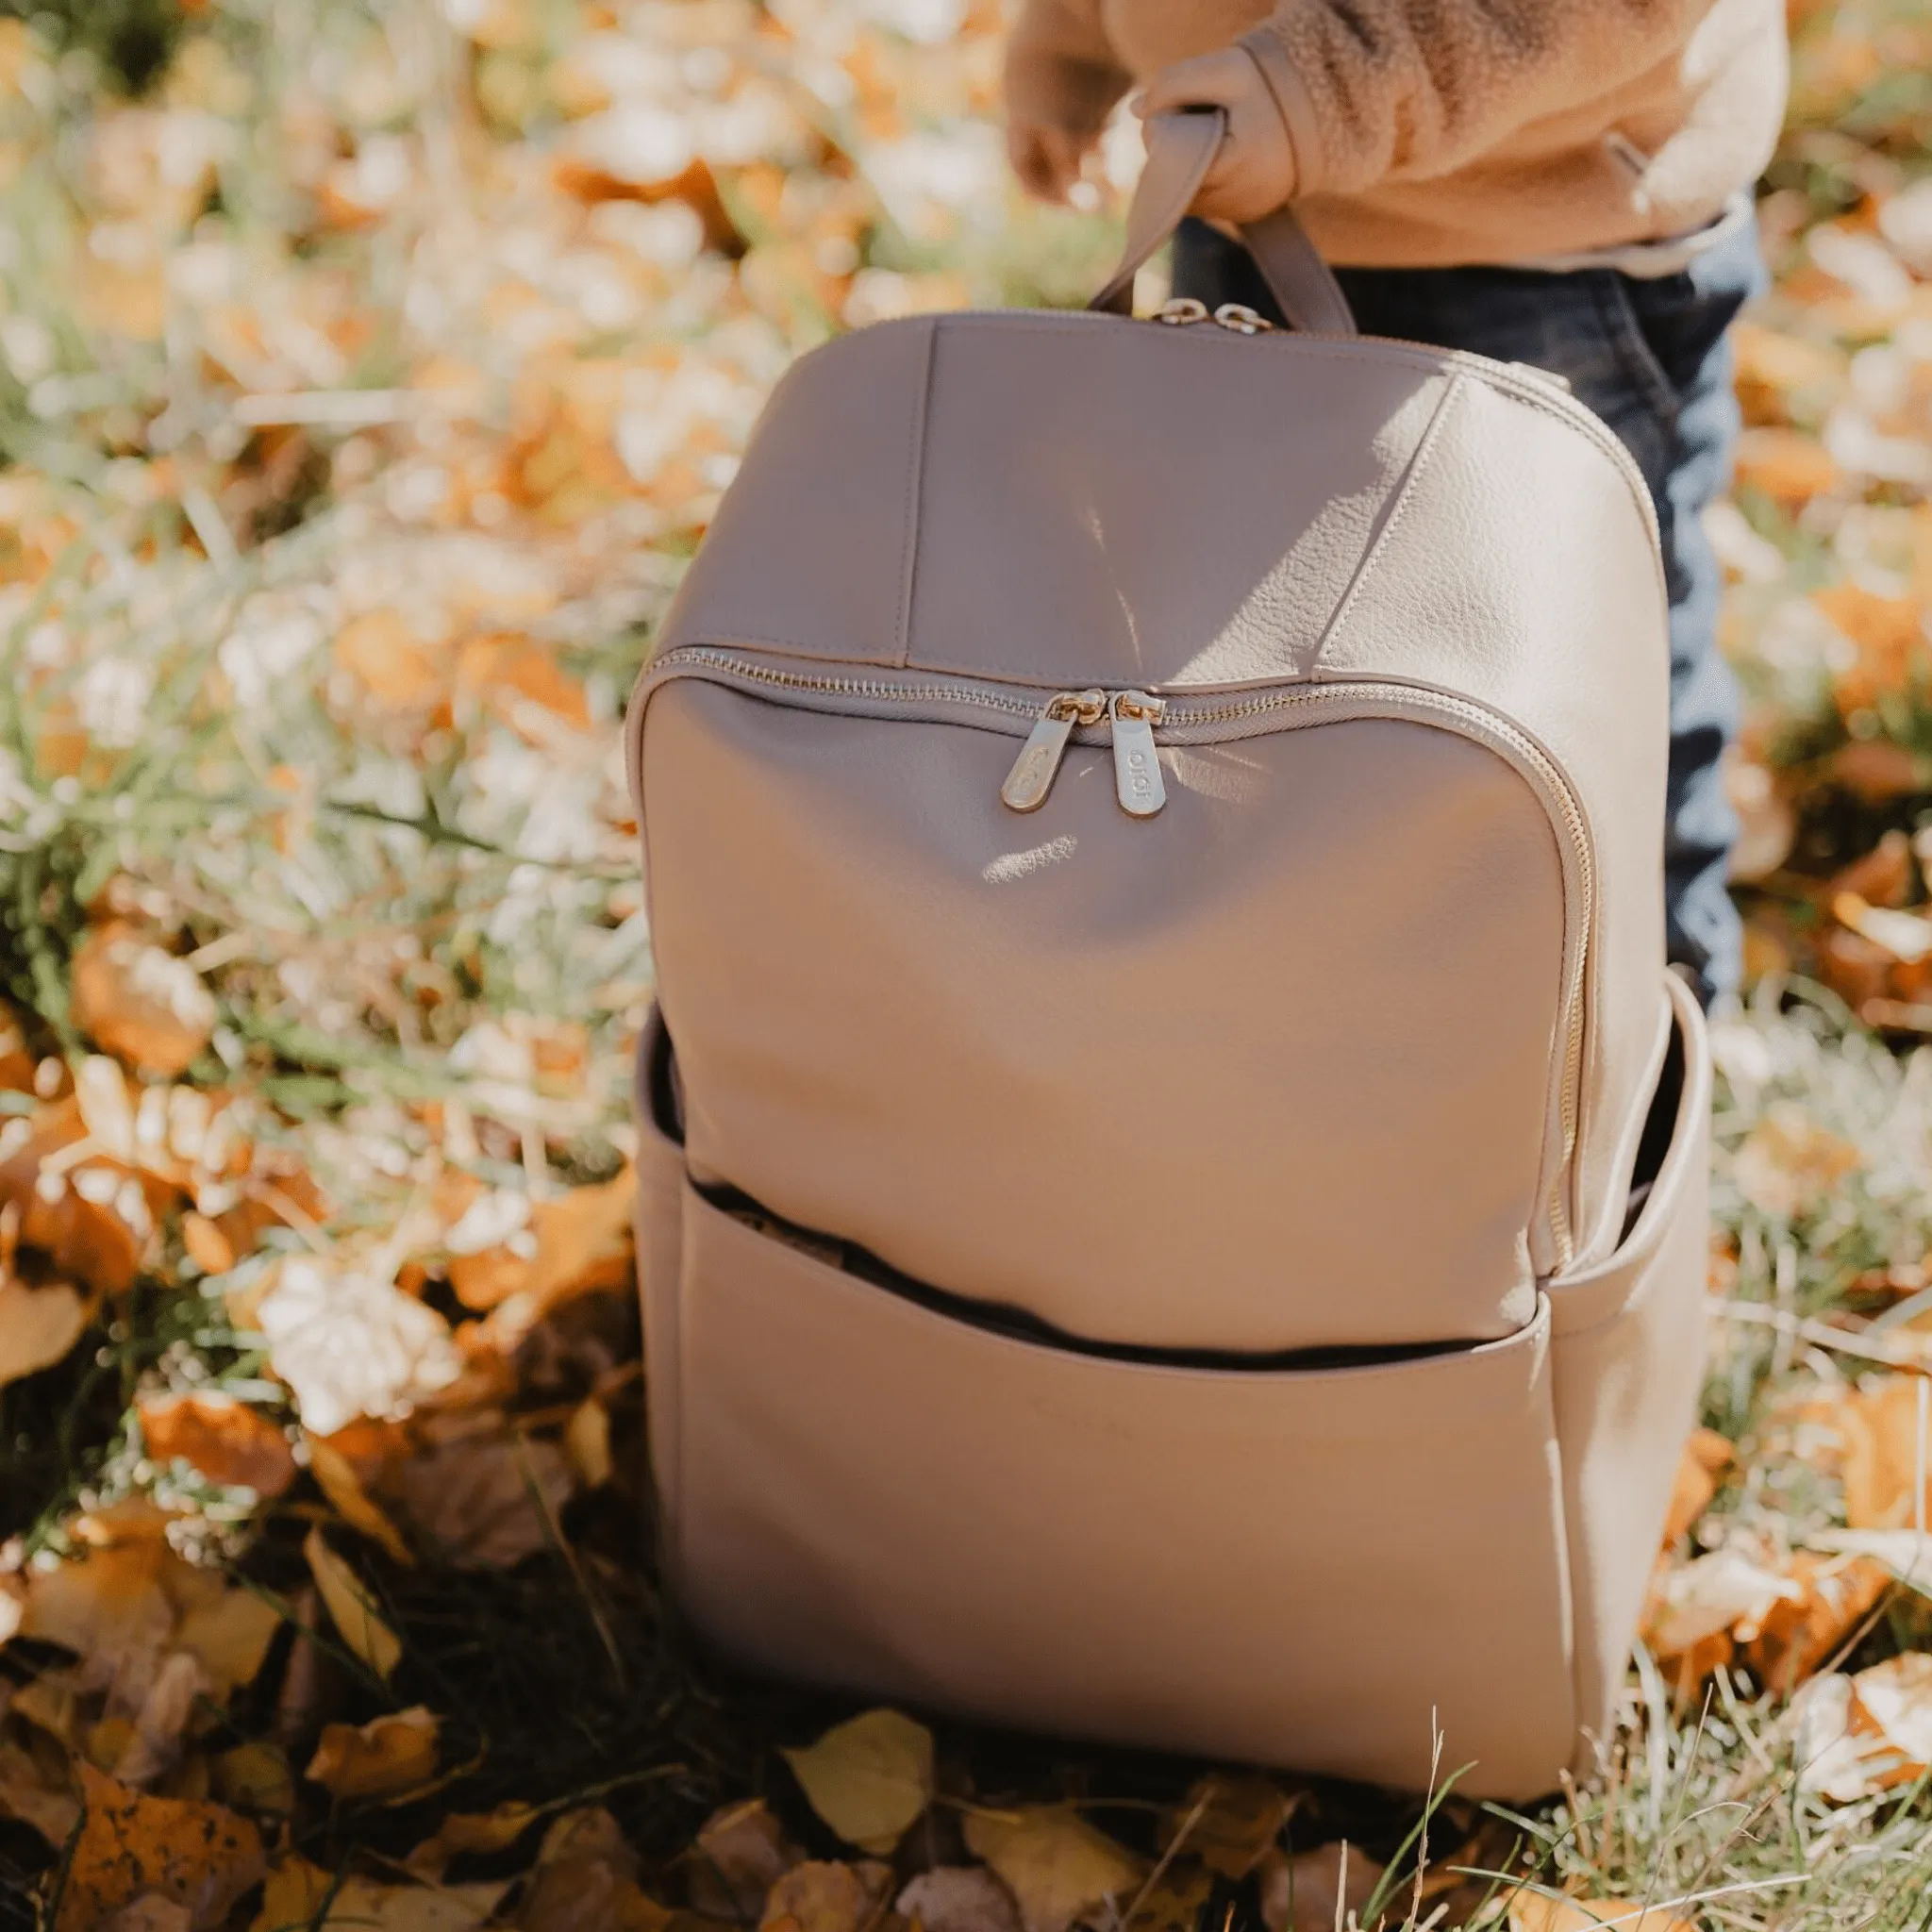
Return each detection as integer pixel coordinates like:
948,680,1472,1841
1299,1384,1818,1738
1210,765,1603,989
304,1707,439,1801
334,609,441,707
71,927,216,1078
138,1393,296,1497
1734,426,1840,504
58,1763,265,1932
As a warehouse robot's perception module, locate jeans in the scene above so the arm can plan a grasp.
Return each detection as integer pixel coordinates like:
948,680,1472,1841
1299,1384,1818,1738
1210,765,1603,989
1172,216,1767,1008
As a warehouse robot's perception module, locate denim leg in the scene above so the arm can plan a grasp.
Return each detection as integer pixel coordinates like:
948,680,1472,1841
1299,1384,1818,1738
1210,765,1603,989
1172,219,1765,1005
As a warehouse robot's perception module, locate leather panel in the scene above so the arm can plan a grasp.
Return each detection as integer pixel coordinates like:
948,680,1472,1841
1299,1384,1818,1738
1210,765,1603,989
1549,973,1712,1755
667,1185,1577,1795
644,681,1563,1352
905,322,1449,687
656,317,936,667
1313,375,1671,1266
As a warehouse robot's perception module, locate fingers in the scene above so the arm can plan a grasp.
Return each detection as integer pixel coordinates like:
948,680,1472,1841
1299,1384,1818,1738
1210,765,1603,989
1007,121,1087,203
1133,49,1296,224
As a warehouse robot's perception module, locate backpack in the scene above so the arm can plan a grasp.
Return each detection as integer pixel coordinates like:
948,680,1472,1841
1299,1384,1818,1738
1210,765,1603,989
625,108,1711,1800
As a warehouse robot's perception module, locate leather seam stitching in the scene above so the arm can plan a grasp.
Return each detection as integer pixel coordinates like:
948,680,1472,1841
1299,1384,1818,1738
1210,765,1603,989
896,319,939,667
1310,373,1586,1282
1307,372,1466,676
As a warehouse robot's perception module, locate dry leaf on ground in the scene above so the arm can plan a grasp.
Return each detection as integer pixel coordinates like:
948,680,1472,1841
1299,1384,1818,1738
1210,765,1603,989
1158,1773,1292,1879
781,1707,934,1856
305,1707,440,1800
70,927,217,1077
58,1761,265,1932
1796,1653,1932,1801
308,1434,414,1564
963,1808,1144,1932
138,1393,296,1496
249,1256,461,1438
251,1855,508,1932
1256,1843,1386,1932
897,1868,1024,1932
760,1859,893,1932
405,1801,539,1878
392,1424,575,1568
0,1739,82,1842
1738,1551,1891,1692
1508,1898,1697,1932
304,1528,401,1680
1662,1427,1735,1545
517,1807,670,1932
1124,1860,1212,1932
0,1271,94,1389
689,1797,804,1920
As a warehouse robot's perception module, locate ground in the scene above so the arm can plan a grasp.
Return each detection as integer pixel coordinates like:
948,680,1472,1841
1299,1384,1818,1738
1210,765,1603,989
3,1,1932,1927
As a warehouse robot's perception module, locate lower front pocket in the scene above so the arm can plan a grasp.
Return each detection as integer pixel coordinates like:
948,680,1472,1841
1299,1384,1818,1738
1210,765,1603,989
665,1182,1579,1798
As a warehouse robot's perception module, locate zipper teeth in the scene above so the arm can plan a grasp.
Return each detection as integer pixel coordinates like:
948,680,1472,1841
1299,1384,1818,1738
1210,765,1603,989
645,646,1591,1265
649,647,1043,718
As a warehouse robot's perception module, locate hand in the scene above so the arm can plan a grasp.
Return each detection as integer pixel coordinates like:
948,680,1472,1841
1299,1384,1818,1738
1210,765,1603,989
1134,47,1297,224
1007,116,1099,205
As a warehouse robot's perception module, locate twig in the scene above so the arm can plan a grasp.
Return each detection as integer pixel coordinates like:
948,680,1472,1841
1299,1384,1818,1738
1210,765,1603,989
1715,1299,1932,1375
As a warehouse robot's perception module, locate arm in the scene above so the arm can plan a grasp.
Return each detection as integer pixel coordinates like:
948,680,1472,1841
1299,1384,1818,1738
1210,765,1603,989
1004,0,1132,201
1140,0,1724,221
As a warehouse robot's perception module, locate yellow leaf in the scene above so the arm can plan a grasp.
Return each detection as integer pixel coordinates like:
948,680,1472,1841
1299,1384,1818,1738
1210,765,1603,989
1158,1774,1292,1879
781,1707,934,1855
58,1762,265,1932
0,1274,92,1389
174,1584,283,1694
963,1808,1145,1932
304,1707,439,1800
252,1856,507,1932
211,1741,295,1818
303,1528,401,1680
565,1395,613,1488
308,1435,413,1565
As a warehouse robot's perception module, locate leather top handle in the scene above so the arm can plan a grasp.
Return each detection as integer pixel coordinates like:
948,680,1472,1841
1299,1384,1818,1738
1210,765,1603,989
1089,108,1357,338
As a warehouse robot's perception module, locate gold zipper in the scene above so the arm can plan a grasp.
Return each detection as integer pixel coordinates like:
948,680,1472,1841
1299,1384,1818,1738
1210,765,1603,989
640,646,1591,1267
1000,690,1107,811
1109,690,1168,816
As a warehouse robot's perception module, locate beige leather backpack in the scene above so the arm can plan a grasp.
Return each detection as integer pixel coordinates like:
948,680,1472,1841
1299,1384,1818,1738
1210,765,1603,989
625,109,1712,1801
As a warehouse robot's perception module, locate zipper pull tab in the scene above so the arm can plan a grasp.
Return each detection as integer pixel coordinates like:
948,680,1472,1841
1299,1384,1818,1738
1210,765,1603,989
1109,690,1167,817
1001,691,1105,812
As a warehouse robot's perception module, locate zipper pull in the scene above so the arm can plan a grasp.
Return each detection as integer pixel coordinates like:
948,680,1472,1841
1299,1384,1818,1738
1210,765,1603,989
1000,690,1106,813
1109,690,1167,817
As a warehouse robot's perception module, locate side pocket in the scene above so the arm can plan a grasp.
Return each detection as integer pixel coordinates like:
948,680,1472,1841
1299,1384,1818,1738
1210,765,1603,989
633,1005,687,1557
669,1180,1578,1798
1549,970,1712,1763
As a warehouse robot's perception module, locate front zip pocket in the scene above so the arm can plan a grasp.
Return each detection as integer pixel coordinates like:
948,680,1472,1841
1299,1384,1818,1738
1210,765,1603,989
634,644,1595,1272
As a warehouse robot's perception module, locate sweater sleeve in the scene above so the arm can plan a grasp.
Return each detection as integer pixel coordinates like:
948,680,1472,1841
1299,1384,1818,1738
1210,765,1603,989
1005,0,1133,137
1240,0,1727,199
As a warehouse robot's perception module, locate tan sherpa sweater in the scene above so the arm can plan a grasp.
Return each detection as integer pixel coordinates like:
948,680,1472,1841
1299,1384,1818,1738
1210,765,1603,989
1005,0,1789,267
